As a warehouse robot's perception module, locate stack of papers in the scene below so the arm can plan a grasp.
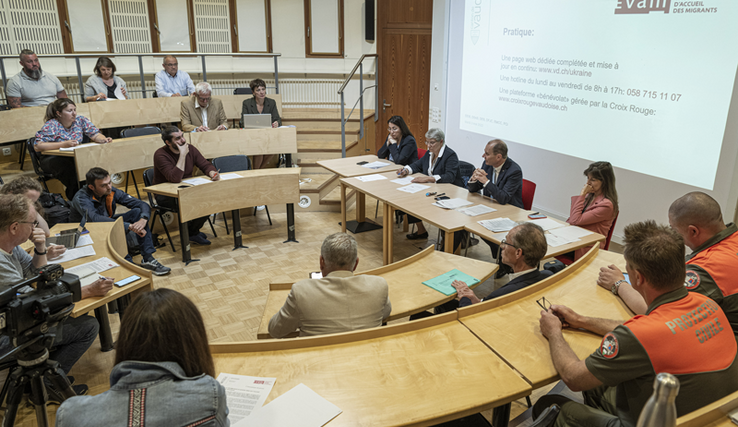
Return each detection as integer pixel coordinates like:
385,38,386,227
48,246,96,263
219,173,241,180
526,217,566,231
65,257,119,273
234,383,342,427
432,198,474,210
397,184,430,194
457,204,497,216
360,161,390,169
355,174,387,183
217,373,276,423
59,143,96,151
391,176,414,185
182,177,212,186
545,226,593,247
478,217,518,233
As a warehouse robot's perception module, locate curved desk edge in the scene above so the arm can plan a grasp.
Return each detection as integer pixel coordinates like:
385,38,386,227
677,389,738,427
107,218,155,279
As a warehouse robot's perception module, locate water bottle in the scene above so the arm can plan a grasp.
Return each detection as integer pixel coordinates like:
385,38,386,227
636,373,679,427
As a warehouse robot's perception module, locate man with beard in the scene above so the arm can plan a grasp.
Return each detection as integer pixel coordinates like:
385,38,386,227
5,49,67,108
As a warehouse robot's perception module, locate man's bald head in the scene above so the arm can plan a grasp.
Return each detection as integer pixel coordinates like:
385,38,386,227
669,192,724,231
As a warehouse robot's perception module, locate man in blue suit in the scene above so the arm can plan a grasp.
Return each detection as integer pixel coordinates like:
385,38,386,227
468,139,523,208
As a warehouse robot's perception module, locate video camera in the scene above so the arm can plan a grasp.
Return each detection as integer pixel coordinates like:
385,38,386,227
0,264,81,344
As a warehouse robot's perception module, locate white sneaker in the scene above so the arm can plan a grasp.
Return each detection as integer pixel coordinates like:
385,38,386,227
256,205,266,211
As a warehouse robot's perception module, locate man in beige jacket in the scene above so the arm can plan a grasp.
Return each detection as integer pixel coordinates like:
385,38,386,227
180,82,228,132
269,233,392,337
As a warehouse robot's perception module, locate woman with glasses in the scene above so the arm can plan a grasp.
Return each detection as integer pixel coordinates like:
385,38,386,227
378,116,418,166
397,128,464,243
56,288,229,426
84,56,128,102
566,161,619,259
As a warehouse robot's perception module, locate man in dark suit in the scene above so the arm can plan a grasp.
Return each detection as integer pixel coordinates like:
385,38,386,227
398,128,464,240
468,139,523,208
453,222,550,306
410,222,549,319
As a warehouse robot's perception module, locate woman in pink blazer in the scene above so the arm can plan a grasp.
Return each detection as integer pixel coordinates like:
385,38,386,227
567,161,619,260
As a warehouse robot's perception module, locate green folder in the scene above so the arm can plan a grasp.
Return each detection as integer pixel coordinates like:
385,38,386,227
422,269,480,296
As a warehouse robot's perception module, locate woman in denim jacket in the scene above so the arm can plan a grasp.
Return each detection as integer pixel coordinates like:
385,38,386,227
55,289,229,426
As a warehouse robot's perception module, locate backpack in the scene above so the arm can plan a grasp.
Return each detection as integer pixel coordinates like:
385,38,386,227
38,192,71,228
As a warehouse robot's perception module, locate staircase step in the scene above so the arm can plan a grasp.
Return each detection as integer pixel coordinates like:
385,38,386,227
299,173,334,193
283,108,375,122
286,121,361,133
297,133,358,143
297,139,358,152
321,185,353,205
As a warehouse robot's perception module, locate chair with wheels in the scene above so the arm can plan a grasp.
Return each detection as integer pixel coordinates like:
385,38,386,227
119,126,161,199
26,138,55,192
212,155,272,232
522,179,536,211
142,168,176,252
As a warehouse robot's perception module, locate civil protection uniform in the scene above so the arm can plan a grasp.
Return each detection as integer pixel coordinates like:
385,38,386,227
684,223,738,334
555,287,738,427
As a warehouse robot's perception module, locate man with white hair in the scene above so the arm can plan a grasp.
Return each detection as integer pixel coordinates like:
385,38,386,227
180,82,228,132
268,233,392,338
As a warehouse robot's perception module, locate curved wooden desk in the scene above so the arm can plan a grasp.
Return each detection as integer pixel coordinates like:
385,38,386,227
212,313,531,427
50,219,153,350
458,246,633,388
256,245,499,339
677,389,738,427
0,104,90,145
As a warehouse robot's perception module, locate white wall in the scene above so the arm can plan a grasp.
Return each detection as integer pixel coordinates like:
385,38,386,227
429,0,738,242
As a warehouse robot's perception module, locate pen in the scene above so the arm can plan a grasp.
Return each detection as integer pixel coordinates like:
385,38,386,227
426,192,437,197
436,193,446,197
530,212,539,215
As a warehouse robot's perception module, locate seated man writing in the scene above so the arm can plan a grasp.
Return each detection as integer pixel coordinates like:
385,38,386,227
180,82,228,132
535,220,738,427
269,233,392,337
411,222,550,319
153,126,220,245
0,194,113,401
71,167,170,276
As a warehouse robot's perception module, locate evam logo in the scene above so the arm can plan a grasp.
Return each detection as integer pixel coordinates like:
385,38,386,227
615,0,671,14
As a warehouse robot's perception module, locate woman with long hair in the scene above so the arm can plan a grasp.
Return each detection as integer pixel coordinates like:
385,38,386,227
56,289,229,426
377,115,418,166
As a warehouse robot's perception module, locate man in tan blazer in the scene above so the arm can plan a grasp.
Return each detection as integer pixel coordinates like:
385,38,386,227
180,82,228,132
269,233,392,338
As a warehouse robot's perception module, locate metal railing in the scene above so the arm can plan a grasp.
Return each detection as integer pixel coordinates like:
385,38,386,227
339,54,378,158
0,52,281,103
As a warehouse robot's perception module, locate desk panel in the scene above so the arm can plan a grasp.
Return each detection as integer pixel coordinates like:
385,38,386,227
87,97,182,128
459,247,632,388
189,127,297,158
213,314,531,427
71,134,162,177
0,104,90,144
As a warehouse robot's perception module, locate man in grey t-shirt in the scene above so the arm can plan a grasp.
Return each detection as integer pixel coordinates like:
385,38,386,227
5,49,67,108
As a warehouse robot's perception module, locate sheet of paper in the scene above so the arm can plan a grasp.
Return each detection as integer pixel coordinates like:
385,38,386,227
478,217,518,233
526,217,566,231
421,269,481,296
457,204,497,216
182,177,212,186
219,173,241,180
360,161,391,169
396,183,430,194
74,234,94,247
550,226,593,240
65,257,120,274
546,234,579,247
434,198,474,210
47,246,96,263
355,174,387,182
217,373,276,423
390,176,414,185
113,85,124,100
728,407,738,424
59,143,97,151
235,383,342,427
63,266,102,287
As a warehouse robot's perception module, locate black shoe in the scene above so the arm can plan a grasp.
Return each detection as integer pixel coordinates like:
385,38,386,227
406,231,429,240
532,394,573,420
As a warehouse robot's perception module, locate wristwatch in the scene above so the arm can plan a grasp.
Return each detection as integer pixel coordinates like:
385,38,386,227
611,279,626,295
34,247,47,256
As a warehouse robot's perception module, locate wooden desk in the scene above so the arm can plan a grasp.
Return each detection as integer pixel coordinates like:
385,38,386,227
0,104,91,145
189,127,297,158
212,313,531,427
144,168,300,264
256,245,498,339
340,172,605,265
86,97,183,128
50,219,153,351
319,155,398,234
458,246,633,388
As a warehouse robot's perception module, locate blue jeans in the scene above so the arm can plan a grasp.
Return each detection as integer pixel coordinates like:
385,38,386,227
115,208,156,261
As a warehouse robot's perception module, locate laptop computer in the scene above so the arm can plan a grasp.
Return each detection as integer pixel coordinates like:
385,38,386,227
47,215,87,248
242,114,273,129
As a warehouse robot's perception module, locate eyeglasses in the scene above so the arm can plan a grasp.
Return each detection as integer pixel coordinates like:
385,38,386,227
500,238,519,250
164,63,178,67
19,220,39,228
425,139,439,146
536,297,553,311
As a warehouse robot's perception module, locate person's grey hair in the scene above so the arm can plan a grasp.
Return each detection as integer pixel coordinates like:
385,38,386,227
19,49,35,60
163,55,177,64
0,194,31,231
511,222,547,268
195,82,212,95
321,233,358,269
425,128,445,144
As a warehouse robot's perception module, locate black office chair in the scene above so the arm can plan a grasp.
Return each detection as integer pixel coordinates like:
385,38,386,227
26,138,54,192
233,88,252,95
212,155,272,232
0,104,10,111
459,161,476,190
120,126,161,198
143,168,176,252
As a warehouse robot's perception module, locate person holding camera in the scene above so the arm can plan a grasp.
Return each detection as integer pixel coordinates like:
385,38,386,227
0,194,112,401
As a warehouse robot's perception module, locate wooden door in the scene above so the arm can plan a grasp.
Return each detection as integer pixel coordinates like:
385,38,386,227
376,0,433,153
